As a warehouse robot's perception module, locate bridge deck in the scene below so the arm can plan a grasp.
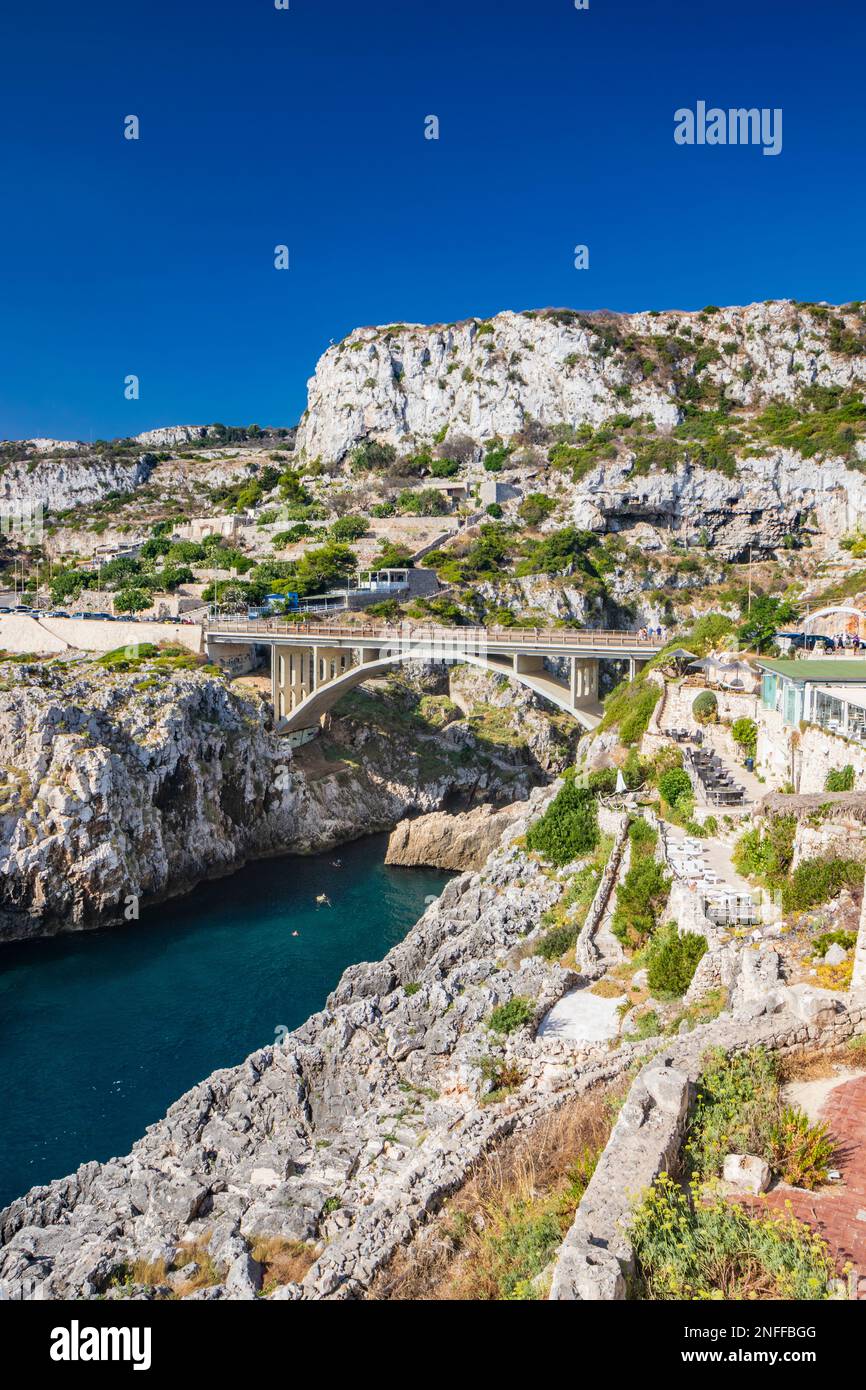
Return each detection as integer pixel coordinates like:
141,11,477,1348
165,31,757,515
207,619,664,659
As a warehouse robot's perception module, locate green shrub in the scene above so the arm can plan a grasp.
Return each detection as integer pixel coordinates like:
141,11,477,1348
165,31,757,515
627,817,657,854
525,778,599,866
686,1047,779,1180
782,856,863,911
534,925,576,961
657,767,692,808
611,837,670,948
825,764,855,791
487,998,535,1036
599,679,661,746
811,929,857,956
685,1047,834,1190
644,923,707,998
586,768,617,795
629,1174,834,1301
732,816,796,884
731,716,758,757
692,691,718,724
768,1107,836,1190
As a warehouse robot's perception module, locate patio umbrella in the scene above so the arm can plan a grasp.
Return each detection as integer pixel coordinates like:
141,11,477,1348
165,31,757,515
662,647,698,668
615,770,627,794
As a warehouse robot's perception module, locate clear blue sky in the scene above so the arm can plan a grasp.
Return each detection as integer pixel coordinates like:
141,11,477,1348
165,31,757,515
0,0,863,441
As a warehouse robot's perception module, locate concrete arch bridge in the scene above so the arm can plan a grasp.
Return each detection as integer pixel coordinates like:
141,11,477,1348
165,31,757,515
206,619,664,734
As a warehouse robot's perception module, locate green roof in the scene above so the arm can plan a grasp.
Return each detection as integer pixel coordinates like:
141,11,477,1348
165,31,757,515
757,659,866,683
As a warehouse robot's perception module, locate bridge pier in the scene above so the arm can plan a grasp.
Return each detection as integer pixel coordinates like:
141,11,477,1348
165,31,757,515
629,656,649,681
570,656,599,710
514,653,545,674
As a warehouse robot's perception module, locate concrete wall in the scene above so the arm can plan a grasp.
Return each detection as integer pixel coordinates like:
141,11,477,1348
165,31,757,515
0,614,203,656
797,725,866,794
756,713,866,793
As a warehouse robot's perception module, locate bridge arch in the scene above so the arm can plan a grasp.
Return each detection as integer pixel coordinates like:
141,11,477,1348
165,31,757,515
274,646,605,733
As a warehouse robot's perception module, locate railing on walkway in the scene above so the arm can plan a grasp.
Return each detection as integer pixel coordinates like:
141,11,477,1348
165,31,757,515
206,618,665,650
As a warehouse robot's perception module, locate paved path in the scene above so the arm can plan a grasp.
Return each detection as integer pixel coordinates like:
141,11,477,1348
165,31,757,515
538,987,626,1043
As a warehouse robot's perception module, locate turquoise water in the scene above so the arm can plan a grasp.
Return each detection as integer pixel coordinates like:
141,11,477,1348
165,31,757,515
0,837,451,1210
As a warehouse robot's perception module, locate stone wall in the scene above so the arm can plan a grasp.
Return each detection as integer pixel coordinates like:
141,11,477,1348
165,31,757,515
575,812,629,977
854,886,866,993
0,613,204,656
660,679,759,732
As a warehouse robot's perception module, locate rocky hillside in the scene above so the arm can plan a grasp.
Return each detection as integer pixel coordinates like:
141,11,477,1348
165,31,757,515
0,785,590,1301
295,300,866,561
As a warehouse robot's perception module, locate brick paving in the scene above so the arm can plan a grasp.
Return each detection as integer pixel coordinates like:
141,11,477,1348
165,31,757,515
744,1074,866,1298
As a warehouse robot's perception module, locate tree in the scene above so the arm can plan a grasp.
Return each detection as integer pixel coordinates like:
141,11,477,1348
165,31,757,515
114,587,151,614
429,457,459,477
166,540,206,563
49,570,86,605
278,468,311,505
518,493,556,527
398,488,449,516
738,595,798,652
350,440,397,473
291,543,357,596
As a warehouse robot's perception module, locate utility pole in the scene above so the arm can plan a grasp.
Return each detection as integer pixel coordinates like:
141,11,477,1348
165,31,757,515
747,545,753,615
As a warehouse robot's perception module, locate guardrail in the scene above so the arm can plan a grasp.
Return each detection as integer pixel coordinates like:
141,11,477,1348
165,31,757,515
206,619,665,649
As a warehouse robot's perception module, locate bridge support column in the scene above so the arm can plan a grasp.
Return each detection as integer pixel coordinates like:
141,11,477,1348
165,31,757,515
570,657,599,709
629,657,648,681
514,653,545,674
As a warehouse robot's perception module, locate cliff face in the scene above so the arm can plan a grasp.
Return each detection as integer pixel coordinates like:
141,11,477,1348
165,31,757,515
0,451,156,511
0,658,552,943
296,301,866,462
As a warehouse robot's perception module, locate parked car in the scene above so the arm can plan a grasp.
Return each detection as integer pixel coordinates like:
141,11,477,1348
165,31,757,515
45,610,70,618
0,606,11,614
12,605,35,614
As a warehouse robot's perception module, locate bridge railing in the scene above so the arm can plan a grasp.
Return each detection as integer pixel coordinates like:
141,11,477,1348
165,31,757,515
206,618,665,648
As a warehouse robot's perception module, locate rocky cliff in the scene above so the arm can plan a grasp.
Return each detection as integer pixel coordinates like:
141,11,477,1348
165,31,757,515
0,450,156,512
384,801,525,871
0,656,552,943
297,300,866,460
295,300,866,557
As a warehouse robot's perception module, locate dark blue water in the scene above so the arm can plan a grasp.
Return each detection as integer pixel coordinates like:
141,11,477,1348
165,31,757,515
0,836,450,1210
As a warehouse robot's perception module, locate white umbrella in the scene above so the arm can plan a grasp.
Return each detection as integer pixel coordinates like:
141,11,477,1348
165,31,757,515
615,770,627,794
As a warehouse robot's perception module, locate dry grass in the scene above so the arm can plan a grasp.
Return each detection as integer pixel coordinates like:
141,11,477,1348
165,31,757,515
777,1045,866,1084
169,1235,221,1299
127,1257,168,1286
589,977,626,998
249,1235,318,1293
368,1082,626,1301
